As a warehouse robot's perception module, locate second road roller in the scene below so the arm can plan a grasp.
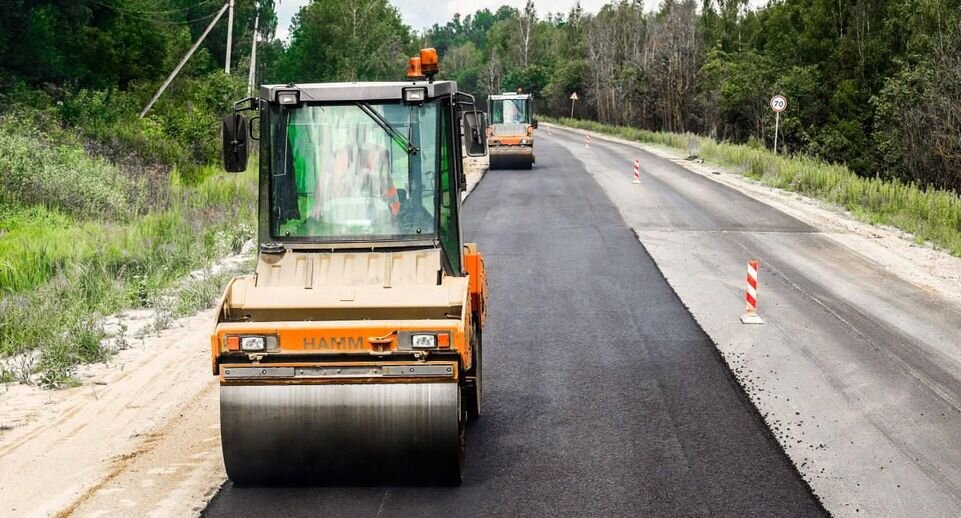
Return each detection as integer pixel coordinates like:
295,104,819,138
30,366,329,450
487,90,537,169
212,48,489,484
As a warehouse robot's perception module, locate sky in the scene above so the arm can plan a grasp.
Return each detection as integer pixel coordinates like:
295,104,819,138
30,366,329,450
274,0,768,40
277,0,639,40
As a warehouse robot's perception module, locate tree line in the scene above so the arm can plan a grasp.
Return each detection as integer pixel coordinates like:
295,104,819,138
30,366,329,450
2,0,959,192
421,0,961,192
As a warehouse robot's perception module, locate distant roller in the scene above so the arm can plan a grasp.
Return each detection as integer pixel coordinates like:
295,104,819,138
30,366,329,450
221,383,463,484
487,91,537,170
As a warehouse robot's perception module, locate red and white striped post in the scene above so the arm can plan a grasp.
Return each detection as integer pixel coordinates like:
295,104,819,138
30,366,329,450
585,134,591,148
632,159,641,184
740,259,764,324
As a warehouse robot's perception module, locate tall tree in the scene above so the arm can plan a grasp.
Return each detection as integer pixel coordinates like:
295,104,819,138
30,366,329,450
277,0,410,83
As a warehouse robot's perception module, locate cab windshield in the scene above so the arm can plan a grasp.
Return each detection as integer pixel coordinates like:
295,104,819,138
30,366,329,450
268,101,439,241
490,98,529,124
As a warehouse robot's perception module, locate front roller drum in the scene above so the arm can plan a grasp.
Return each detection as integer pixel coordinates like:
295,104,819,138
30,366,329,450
221,382,463,484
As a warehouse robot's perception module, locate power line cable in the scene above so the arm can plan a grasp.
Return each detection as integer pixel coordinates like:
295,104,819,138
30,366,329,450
87,0,218,15
86,0,226,24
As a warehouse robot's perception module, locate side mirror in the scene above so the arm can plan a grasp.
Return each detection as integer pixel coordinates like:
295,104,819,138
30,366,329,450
462,110,487,157
532,118,539,129
222,113,249,173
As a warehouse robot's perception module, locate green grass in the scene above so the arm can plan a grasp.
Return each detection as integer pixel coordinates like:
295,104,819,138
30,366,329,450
546,117,961,256
0,119,257,387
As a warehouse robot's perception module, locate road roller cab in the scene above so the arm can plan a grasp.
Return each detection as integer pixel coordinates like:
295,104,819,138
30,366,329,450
214,54,488,484
488,91,536,170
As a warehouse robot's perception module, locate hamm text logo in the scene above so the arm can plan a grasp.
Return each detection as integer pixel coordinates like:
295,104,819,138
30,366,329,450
303,337,365,350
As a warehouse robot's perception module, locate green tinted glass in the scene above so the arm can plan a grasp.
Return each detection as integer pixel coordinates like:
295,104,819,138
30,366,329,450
269,102,438,242
437,105,460,273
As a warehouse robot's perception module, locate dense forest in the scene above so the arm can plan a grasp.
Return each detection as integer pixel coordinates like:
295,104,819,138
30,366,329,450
0,0,277,181
273,0,961,192
416,0,961,192
2,0,960,191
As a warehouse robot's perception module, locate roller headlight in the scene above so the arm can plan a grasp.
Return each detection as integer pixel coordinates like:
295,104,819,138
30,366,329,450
240,336,266,352
411,334,437,349
226,335,279,352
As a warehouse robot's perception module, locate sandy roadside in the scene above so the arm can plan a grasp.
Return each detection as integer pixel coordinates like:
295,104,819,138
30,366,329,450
0,305,226,518
0,253,252,518
0,160,489,518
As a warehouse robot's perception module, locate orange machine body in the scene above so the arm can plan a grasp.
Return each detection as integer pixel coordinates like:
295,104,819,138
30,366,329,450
210,246,488,380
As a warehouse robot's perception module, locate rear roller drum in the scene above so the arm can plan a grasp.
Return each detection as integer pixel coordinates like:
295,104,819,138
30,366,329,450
489,152,533,170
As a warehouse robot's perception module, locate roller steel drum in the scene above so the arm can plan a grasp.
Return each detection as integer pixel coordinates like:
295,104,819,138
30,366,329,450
220,382,463,484
489,149,533,170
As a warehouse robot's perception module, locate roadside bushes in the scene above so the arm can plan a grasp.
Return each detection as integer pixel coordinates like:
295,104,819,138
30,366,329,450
0,156,257,387
548,117,961,256
0,120,131,219
0,68,252,388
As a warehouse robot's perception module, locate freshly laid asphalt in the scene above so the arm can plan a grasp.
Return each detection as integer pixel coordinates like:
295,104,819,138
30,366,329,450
203,137,825,517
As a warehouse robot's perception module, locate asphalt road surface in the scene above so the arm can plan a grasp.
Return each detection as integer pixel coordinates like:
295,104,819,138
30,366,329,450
203,137,825,517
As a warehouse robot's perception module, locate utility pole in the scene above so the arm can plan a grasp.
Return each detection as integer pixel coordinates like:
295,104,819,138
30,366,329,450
225,0,235,74
247,6,260,97
140,3,231,118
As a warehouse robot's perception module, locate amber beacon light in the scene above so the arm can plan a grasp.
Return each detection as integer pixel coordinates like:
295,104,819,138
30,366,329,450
406,56,424,79
419,48,439,78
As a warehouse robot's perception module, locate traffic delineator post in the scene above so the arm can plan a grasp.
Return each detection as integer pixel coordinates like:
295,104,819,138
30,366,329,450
740,259,764,324
547,126,552,136
632,159,641,184
585,134,591,148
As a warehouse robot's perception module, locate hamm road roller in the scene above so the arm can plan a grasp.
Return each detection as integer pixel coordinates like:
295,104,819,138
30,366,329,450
487,91,537,169
213,48,488,484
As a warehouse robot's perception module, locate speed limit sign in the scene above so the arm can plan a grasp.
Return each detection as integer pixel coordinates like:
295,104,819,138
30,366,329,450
770,95,787,112
770,95,787,154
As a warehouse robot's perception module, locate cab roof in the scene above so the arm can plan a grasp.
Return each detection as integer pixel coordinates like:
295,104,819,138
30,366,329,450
260,81,458,103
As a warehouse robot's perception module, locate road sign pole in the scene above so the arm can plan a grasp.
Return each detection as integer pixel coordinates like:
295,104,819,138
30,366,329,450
774,111,780,155
769,94,787,155
570,99,575,118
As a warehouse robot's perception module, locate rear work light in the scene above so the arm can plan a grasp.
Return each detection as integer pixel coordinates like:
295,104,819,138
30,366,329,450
404,88,427,103
276,91,300,105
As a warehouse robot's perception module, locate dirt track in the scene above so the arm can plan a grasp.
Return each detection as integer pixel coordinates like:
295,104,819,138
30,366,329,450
0,303,226,517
